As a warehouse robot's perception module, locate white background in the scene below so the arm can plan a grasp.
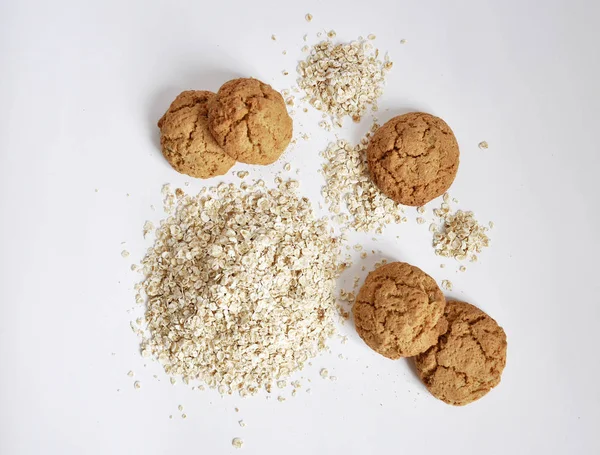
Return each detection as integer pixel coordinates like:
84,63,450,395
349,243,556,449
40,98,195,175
1,0,599,453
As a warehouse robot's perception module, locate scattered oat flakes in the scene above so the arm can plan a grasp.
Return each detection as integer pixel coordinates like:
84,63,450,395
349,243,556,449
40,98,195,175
284,163,291,172
297,38,391,124
181,413,187,419
400,39,407,44
432,200,490,260
329,375,337,381
478,141,489,150
327,30,336,38
232,438,243,449
121,250,130,258
321,133,404,233
137,179,341,396
368,34,376,40
416,217,425,225
459,266,466,272
277,396,286,402
320,368,329,378
236,171,249,179
170,377,176,385
239,420,246,427
127,371,134,377
305,13,313,22
271,34,277,41
489,221,494,229
134,381,141,389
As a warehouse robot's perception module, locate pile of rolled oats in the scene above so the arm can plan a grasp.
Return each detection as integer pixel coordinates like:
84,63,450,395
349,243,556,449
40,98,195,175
432,195,491,261
320,127,405,233
297,38,392,125
137,179,341,396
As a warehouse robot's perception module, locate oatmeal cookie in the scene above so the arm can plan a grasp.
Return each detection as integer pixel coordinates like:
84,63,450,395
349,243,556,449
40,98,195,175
157,90,235,179
415,300,507,406
367,112,459,206
353,262,447,359
208,78,293,165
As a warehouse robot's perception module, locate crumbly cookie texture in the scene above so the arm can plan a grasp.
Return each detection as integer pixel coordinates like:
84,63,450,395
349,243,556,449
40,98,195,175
157,90,235,179
208,78,293,165
367,113,460,206
415,300,507,406
353,262,447,359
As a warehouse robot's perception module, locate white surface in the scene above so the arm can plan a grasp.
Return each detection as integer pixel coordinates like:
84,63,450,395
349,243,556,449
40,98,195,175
1,0,599,453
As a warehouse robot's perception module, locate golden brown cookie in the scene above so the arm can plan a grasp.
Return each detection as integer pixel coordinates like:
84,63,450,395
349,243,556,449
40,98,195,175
158,90,235,179
353,262,447,359
415,300,507,406
367,112,460,206
208,78,293,165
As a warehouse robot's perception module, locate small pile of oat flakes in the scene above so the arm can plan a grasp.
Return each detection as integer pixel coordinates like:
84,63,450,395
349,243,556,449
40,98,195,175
136,179,342,396
320,128,405,233
297,38,392,125
432,194,491,261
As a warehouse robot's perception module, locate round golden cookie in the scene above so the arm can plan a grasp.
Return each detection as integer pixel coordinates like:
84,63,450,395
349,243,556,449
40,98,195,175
367,112,460,206
157,90,235,179
415,300,507,406
208,78,293,165
353,262,447,359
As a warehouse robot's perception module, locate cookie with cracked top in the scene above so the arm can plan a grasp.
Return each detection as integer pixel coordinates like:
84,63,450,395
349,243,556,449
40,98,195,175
415,300,507,406
367,112,459,206
353,261,447,359
208,78,292,165
157,90,235,179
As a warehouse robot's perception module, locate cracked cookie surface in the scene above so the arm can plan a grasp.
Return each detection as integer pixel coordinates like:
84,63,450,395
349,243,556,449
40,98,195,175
415,300,507,406
367,112,459,206
158,90,235,179
353,262,447,359
208,78,292,165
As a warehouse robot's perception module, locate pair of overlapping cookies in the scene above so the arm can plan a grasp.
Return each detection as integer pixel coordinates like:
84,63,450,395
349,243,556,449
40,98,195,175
353,262,507,406
157,78,292,178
